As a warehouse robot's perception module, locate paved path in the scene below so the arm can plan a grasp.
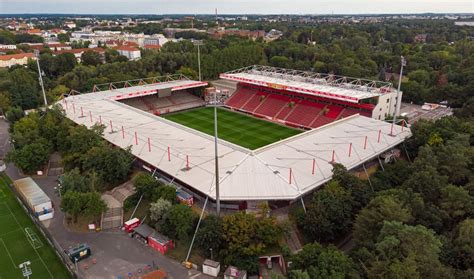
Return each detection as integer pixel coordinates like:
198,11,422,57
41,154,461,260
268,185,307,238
0,119,190,279
101,181,135,230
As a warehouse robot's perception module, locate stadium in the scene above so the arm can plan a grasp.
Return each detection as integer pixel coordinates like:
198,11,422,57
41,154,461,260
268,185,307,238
60,65,411,210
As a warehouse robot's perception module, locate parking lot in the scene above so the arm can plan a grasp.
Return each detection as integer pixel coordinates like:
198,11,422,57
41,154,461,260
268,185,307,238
399,103,453,124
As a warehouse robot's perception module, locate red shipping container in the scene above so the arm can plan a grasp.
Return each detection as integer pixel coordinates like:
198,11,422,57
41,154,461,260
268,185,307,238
148,232,174,255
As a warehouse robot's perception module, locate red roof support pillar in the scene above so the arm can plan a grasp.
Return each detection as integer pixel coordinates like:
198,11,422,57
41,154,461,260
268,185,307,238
134,131,138,145
289,168,292,184
378,129,381,143
364,136,368,150
148,138,151,152
167,146,171,161
80,107,84,117
109,120,113,133
331,150,335,163
186,155,189,170
121,126,125,139
312,158,315,175
348,142,352,157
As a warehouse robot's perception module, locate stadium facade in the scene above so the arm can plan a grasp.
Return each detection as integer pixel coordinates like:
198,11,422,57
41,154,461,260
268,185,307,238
60,67,411,210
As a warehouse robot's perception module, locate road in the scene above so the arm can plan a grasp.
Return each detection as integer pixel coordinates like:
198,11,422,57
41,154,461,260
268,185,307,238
0,119,190,279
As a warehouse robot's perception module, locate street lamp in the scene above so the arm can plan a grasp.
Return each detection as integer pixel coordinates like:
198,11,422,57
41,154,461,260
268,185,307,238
34,50,47,107
193,40,204,81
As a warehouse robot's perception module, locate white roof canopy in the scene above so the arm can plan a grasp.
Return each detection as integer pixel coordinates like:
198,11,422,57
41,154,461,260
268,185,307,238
61,81,410,201
220,65,396,103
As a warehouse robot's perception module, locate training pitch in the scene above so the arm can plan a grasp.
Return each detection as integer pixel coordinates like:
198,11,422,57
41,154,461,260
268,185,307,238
0,175,71,279
163,107,302,150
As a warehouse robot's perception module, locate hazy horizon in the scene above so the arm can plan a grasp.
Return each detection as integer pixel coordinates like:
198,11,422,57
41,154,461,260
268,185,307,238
0,0,472,15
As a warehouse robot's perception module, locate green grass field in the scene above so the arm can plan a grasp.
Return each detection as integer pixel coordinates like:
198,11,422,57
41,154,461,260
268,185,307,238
163,107,302,150
0,174,71,279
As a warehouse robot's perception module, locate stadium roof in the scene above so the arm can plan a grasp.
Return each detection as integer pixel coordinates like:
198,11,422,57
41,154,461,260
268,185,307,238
61,80,411,201
66,77,208,101
220,65,396,104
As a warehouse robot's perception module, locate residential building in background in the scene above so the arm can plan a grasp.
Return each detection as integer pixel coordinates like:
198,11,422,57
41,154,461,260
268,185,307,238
113,45,141,60
0,53,36,67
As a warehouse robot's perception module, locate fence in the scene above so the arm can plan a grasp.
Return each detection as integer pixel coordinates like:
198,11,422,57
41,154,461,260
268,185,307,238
6,179,79,279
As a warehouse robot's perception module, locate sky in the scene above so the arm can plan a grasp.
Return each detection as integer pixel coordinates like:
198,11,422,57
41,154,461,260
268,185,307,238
0,0,472,15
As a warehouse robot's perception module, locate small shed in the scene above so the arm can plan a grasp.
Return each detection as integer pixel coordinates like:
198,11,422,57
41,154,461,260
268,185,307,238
132,224,154,244
176,190,193,206
13,177,54,221
202,259,220,277
124,218,141,233
224,266,247,279
148,231,174,255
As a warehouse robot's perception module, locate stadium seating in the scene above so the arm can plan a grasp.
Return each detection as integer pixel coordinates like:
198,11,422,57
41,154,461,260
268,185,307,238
325,104,344,119
241,92,267,112
310,115,335,128
286,100,325,127
224,85,375,129
120,91,205,115
225,87,254,109
275,100,297,120
254,94,290,118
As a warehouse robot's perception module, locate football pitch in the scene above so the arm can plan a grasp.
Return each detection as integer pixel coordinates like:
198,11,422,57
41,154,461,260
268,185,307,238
163,107,302,150
0,175,71,279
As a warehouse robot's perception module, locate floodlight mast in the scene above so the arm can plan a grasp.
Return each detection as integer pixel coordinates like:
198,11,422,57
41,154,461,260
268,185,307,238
213,90,220,216
194,40,204,81
34,50,47,107
392,56,405,126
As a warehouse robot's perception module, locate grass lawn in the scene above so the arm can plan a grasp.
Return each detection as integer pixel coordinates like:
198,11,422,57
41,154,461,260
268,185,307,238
0,174,71,279
163,107,302,150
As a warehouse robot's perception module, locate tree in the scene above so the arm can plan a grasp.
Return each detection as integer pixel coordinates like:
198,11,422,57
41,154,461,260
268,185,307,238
439,186,474,229
61,191,83,222
61,191,107,222
153,185,177,202
177,66,198,80
81,51,102,66
353,193,413,249
220,212,279,273
161,204,197,240
60,168,96,194
81,143,133,186
6,139,52,173
5,106,24,125
452,219,474,269
132,172,161,199
150,198,172,222
299,180,354,242
83,191,107,217
290,243,357,279
8,68,39,109
366,221,452,279
196,215,224,258
57,33,70,43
